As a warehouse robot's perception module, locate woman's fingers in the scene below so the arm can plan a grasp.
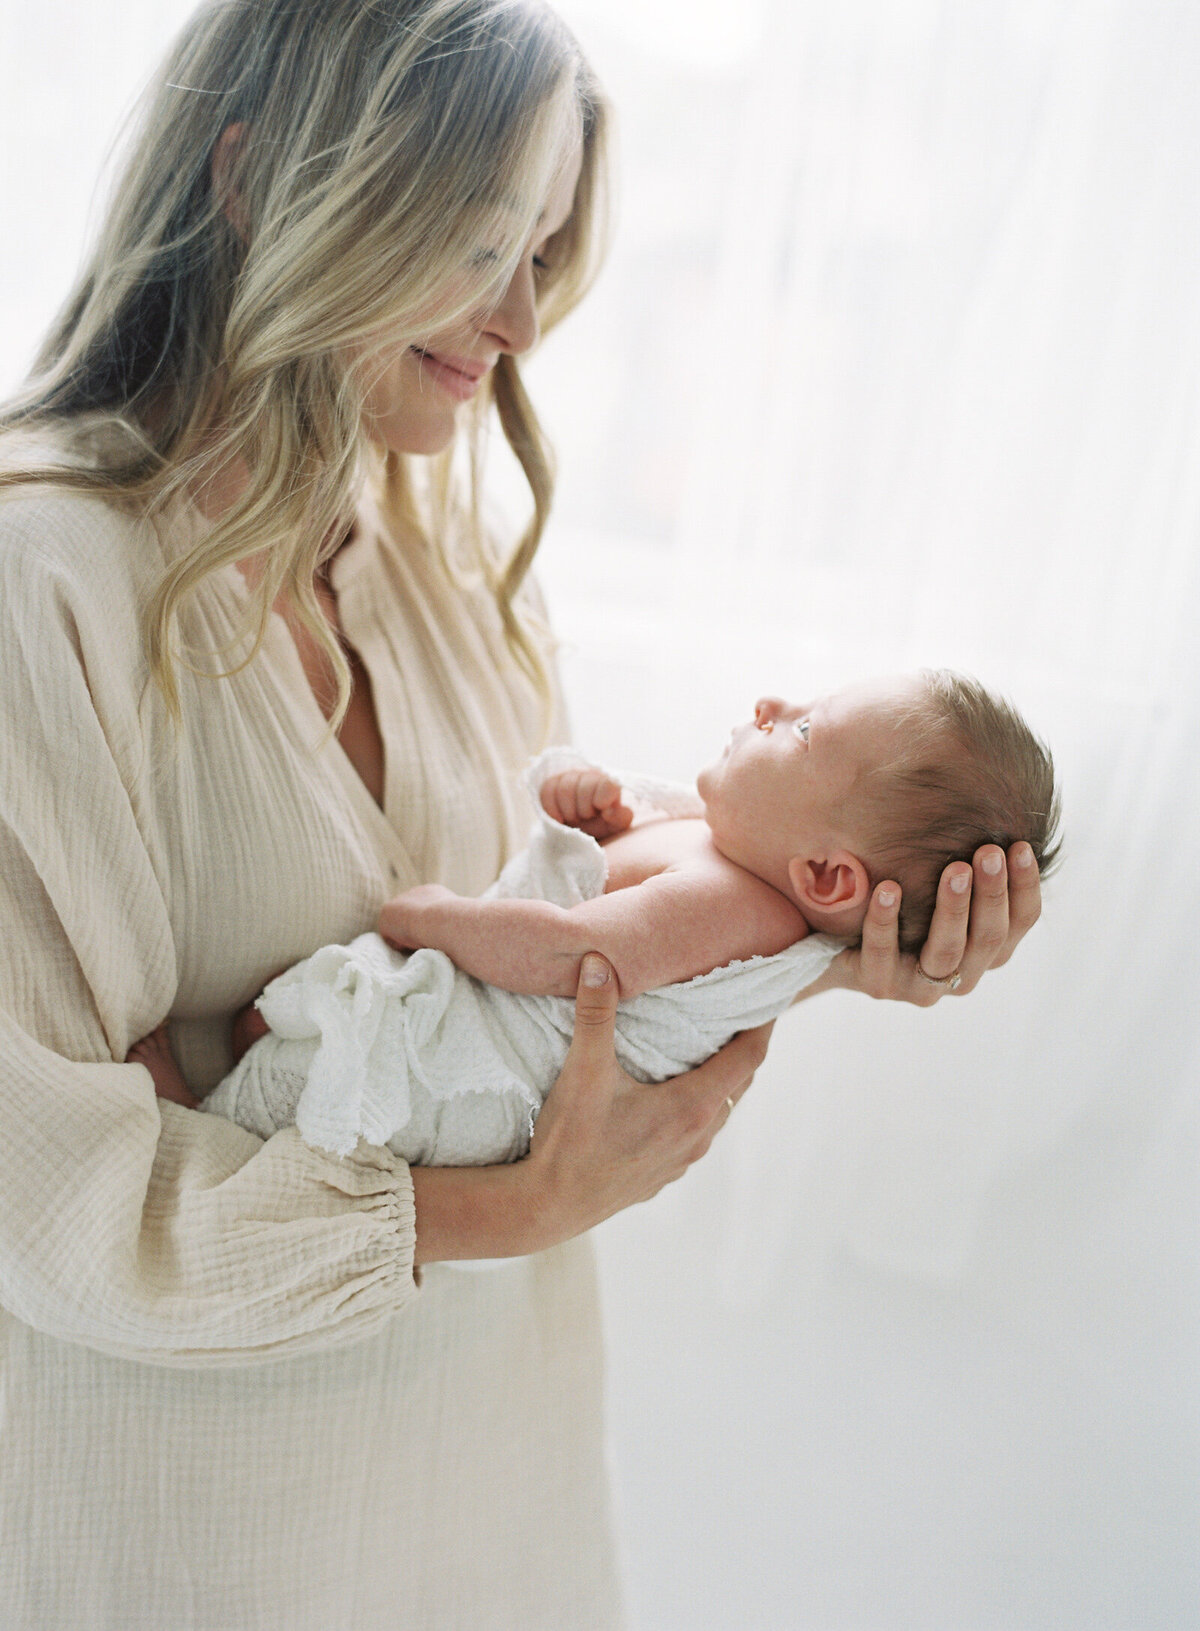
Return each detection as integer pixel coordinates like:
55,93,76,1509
527,952,755,1237
856,881,904,998
916,862,974,983
999,841,1042,963
846,843,1043,1009
528,953,621,1191
675,1021,774,1152
563,953,768,1137
530,958,772,1238
955,845,1010,991
565,951,620,1048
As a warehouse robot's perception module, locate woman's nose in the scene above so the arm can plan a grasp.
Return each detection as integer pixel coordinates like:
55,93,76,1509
482,257,540,356
754,696,784,728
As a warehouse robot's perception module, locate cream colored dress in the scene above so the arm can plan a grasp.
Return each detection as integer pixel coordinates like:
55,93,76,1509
0,454,623,1630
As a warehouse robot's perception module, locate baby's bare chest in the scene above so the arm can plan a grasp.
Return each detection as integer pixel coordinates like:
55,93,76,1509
599,818,718,892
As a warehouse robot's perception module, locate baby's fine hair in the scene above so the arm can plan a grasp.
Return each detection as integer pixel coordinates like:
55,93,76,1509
857,669,1062,954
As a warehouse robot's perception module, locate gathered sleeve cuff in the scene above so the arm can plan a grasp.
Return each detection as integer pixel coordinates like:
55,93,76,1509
0,1012,420,1367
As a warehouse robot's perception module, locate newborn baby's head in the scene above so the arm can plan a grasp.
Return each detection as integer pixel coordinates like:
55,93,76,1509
696,670,1061,950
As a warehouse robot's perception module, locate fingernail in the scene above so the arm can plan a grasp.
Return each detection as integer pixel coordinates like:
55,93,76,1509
981,852,1003,876
950,870,970,893
877,887,897,909
1014,844,1033,868
582,954,610,987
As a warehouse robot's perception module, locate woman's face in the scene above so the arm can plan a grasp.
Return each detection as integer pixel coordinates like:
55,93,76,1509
359,134,583,456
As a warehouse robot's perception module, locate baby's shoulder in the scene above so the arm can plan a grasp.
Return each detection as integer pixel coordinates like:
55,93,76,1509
601,815,716,890
605,818,808,959
696,843,810,950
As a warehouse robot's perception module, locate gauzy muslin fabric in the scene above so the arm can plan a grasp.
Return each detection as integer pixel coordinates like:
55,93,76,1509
206,747,843,1163
0,437,624,1630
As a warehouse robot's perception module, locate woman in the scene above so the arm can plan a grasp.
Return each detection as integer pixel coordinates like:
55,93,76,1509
0,2,1040,1626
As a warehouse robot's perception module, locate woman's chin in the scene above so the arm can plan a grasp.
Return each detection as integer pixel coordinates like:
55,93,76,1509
365,409,459,459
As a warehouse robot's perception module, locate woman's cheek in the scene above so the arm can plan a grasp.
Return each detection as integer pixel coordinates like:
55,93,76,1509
360,349,456,455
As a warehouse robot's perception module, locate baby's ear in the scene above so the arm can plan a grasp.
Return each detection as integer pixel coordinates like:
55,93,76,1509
787,849,871,917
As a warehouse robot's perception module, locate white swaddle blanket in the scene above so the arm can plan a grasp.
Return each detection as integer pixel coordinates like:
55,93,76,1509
203,750,844,1163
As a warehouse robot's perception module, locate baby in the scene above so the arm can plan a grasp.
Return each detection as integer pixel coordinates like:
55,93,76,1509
132,669,1060,1163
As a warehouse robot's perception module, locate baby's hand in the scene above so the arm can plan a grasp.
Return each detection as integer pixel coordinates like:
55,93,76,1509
541,766,633,839
378,883,458,951
231,998,270,1064
127,1023,200,1110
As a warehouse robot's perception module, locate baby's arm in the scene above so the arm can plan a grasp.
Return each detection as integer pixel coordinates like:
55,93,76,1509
378,866,806,1002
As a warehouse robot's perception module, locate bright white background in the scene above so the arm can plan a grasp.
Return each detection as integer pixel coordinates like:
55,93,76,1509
2,3,1197,1628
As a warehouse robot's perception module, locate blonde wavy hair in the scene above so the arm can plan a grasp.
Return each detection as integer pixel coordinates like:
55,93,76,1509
0,0,609,727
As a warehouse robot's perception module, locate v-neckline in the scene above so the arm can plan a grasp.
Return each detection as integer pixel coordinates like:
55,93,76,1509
294,553,387,814
217,510,418,887
273,587,417,883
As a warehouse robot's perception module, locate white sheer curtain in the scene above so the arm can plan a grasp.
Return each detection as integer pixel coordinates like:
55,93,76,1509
3,3,1196,1627
536,3,1199,1628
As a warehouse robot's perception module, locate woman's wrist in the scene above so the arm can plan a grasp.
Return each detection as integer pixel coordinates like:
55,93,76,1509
409,1159,560,1265
791,958,852,1002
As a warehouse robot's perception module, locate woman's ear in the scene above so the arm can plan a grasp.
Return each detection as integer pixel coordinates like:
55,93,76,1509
787,849,871,917
211,122,251,240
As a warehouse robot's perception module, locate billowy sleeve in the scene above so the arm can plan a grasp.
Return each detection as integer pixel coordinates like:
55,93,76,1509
0,509,418,1367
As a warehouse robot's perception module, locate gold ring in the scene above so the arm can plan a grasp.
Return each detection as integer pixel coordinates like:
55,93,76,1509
916,962,963,992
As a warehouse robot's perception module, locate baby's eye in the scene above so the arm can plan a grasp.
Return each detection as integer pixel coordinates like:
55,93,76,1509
792,718,811,744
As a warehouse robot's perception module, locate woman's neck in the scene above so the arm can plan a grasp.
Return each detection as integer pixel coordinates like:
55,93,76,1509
189,448,251,523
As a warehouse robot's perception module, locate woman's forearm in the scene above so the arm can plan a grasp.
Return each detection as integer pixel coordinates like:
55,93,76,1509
409,1161,552,1264
790,958,852,1002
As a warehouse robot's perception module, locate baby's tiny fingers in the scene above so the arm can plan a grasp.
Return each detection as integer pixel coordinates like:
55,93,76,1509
540,773,574,825
574,768,609,821
594,775,624,810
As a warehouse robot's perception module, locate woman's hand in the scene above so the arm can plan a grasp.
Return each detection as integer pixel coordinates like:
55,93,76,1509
410,952,770,1263
821,840,1042,1006
126,1025,201,1110
540,766,633,839
522,952,771,1244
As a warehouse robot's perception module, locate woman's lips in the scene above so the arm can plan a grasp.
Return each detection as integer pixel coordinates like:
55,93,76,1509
411,348,489,402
